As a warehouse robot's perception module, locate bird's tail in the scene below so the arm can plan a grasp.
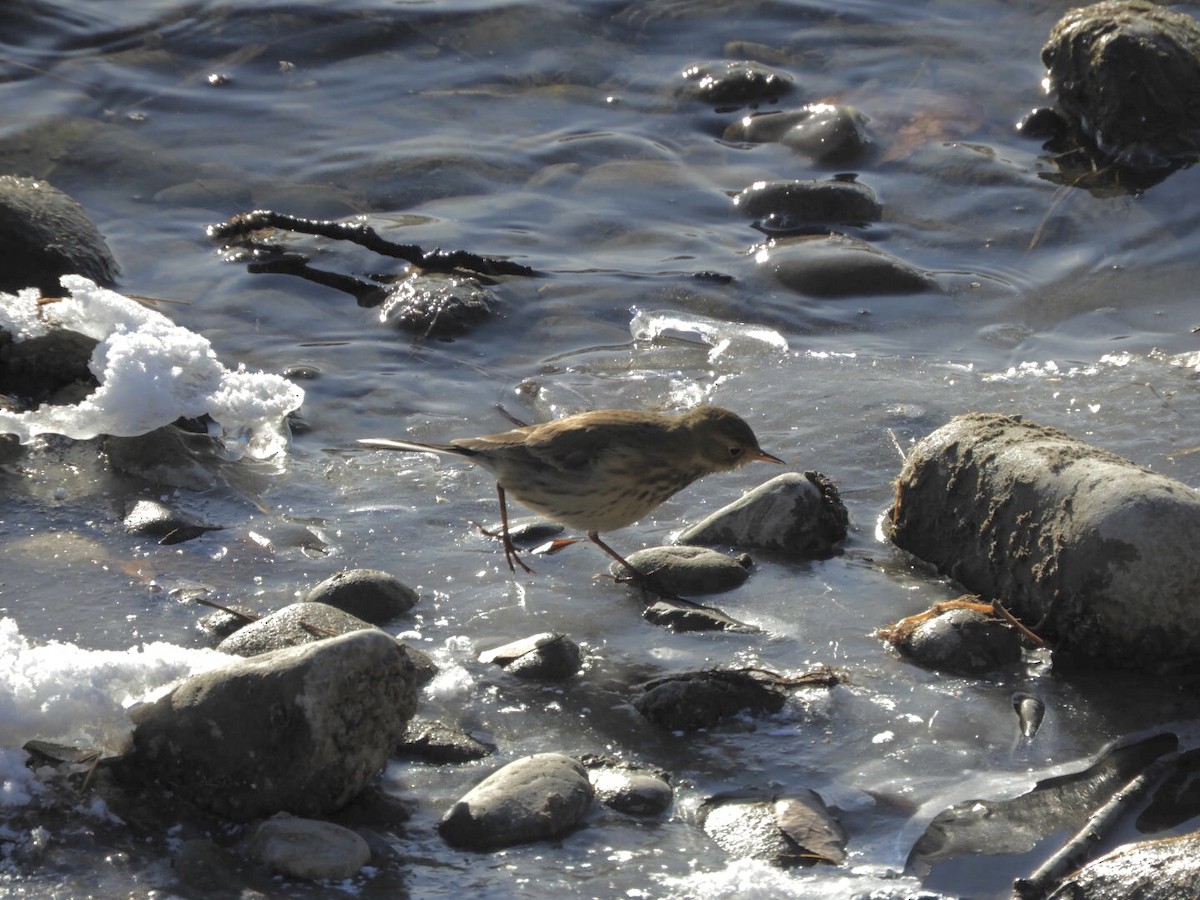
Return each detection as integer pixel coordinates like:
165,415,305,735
357,437,469,457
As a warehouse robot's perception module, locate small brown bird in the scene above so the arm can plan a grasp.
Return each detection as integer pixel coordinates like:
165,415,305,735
358,405,784,586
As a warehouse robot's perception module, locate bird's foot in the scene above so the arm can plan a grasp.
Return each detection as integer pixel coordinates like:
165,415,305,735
470,519,536,574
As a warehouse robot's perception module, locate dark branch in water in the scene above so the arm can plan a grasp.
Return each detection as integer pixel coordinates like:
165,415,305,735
207,209,539,278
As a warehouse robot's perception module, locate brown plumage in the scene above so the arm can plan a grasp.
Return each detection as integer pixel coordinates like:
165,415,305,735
358,405,784,585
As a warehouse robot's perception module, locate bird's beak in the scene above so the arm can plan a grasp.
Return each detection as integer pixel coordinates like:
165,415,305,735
753,449,787,465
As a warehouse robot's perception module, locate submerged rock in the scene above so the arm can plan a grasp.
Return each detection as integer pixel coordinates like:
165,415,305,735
379,272,497,339
887,412,1200,671
733,177,882,230
763,234,936,298
677,471,848,558
130,629,418,822
399,720,495,763
1042,0,1200,168
582,758,673,817
633,669,789,731
679,60,795,108
724,104,872,164
248,816,371,881
438,753,593,850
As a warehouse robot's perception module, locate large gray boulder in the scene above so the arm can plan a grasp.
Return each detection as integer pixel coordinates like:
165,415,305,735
886,412,1200,671
130,629,418,821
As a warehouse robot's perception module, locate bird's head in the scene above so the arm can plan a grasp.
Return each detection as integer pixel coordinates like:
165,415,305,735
685,406,786,472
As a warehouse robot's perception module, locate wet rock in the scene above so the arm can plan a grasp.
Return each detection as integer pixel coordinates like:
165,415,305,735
216,601,378,657
398,720,495,763
1045,830,1200,899
248,816,371,881
610,545,750,595
1042,0,1200,167
641,597,760,633
764,234,936,298
0,318,97,414
900,607,1024,675
173,839,251,894
910,733,1177,877
677,471,848,558
379,272,498,339
733,177,882,231
196,604,258,641
122,498,223,545
105,426,224,492
438,753,593,850
679,60,795,108
633,669,787,731
130,629,418,822
886,412,1200,672
724,104,872,164
400,644,439,685
304,568,418,625
582,758,673,817
0,175,118,294
478,632,582,681
698,789,847,867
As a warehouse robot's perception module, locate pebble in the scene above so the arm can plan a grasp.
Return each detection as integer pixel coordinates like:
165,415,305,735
478,632,582,680
609,545,750,596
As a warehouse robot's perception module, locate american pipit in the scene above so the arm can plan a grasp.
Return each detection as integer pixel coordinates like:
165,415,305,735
358,405,784,588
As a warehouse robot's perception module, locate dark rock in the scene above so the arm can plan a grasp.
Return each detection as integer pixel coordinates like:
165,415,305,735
725,104,872,164
0,175,118,294
764,235,936,298
610,545,750,595
0,325,97,410
583,759,672,816
304,569,418,625
901,607,1024,675
886,412,1200,672
379,272,497,339
633,670,787,731
130,629,418,822
1042,0,1200,167
399,720,495,763
438,753,593,850
196,605,258,641
248,816,371,881
1013,693,1046,739
733,177,882,230
641,597,759,633
677,471,848,558
105,426,224,492
123,498,223,544
478,632,582,681
173,839,252,894
680,60,794,107
399,644,439,685
216,601,378,657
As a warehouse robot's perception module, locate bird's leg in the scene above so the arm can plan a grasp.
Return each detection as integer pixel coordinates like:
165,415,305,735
496,483,536,574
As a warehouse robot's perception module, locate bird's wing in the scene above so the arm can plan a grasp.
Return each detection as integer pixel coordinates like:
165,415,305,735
493,416,651,472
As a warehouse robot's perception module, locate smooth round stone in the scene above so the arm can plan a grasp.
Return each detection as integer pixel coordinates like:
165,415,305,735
249,816,370,881
679,60,794,107
304,568,418,625
438,753,593,850
733,178,882,226
588,766,673,816
610,545,750,596
765,234,936,298
903,608,1024,675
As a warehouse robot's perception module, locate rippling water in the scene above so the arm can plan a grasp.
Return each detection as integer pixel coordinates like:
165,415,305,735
4,0,1200,897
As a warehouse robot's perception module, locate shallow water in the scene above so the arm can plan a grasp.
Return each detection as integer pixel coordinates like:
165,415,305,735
4,0,1200,896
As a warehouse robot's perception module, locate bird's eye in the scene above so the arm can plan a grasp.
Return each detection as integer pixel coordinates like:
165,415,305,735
729,446,743,458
